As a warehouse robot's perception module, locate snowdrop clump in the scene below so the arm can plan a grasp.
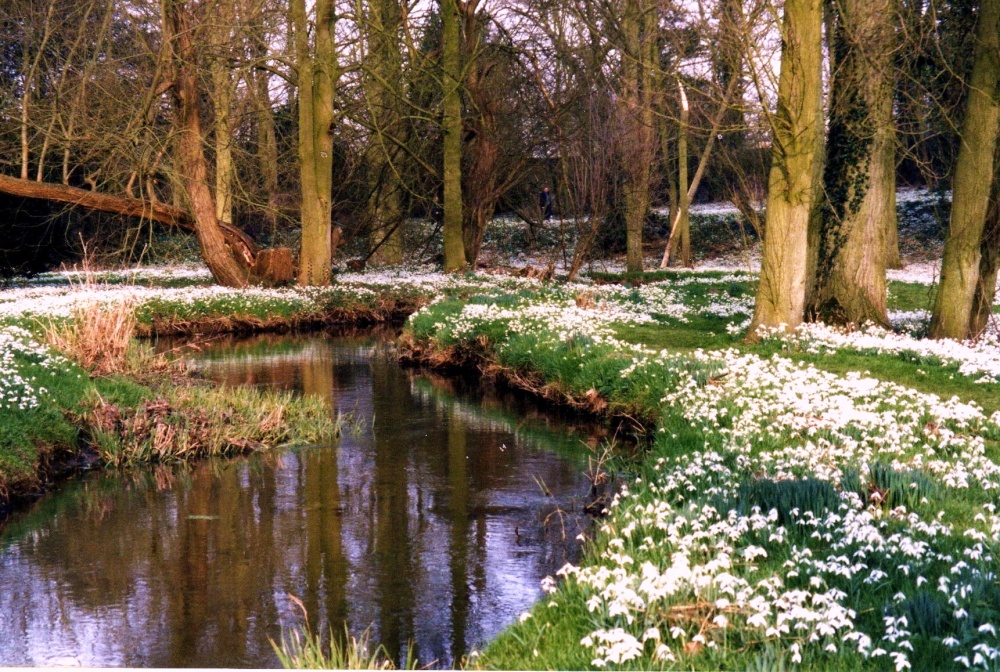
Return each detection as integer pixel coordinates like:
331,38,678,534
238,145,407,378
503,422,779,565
0,327,69,411
542,345,1000,669
765,322,1000,384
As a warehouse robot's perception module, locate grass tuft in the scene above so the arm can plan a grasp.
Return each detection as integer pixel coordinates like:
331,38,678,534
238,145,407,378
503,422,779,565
272,597,418,670
43,301,137,376
84,384,340,467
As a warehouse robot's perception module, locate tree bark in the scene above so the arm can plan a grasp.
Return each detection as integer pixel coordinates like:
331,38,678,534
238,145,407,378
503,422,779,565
669,82,692,267
362,0,406,266
294,0,339,286
811,0,896,327
620,0,657,274
164,0,251,288
250,21,280,233
210,0,236,228
929,0,1000,339
441,0,467,272
747,0,825,336
970,175,1000,337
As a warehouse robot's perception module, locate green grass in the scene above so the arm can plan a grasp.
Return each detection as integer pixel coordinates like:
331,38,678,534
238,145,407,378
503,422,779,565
274,622,419,670
0,331,339,505
613,318,735,351
0,352,153,499
888,280,938,313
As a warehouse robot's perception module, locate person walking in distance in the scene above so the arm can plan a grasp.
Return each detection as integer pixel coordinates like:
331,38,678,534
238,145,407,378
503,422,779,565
539,186,554,221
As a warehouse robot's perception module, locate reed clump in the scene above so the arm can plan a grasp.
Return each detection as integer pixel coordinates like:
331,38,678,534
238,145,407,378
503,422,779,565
84,385,340,467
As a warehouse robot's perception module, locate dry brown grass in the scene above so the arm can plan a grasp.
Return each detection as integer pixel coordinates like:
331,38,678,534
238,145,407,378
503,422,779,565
44,300,179,380
44,301,137,375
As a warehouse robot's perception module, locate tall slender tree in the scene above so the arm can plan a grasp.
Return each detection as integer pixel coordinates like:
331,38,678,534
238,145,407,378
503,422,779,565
618,0,658,274
293,0,340,286
441,0,467,272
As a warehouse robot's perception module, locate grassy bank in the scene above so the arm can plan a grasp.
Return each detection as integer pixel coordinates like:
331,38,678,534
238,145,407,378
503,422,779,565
397,271,1000,671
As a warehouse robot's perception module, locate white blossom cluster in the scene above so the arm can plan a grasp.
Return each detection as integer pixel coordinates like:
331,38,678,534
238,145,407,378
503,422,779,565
763,322,1000,384
0,326,69,411
546,347,1000,669
403,280,1000,668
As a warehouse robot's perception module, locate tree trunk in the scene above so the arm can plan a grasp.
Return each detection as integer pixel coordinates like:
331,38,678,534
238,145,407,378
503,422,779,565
441,0,467,272
294,0,339,286
929,0,1000,339
747,0,825,336
250,24,280,234
164,0,250,288
811,0,896,327
970,178,1000,337
461,5,502,268
210,0,236,228
669,83,692,267
364,0,406,266
620,0,657,274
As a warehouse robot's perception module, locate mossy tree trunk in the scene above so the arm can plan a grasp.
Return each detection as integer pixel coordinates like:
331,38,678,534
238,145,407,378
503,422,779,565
293,0,340,286
811,0,896,327
441,0,467,272
970,175,1000,337
929,0,1000,339
747,0,825,336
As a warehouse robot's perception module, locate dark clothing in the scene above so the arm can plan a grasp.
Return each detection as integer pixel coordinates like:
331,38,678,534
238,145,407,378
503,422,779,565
538,190,553,221
430,205,444,224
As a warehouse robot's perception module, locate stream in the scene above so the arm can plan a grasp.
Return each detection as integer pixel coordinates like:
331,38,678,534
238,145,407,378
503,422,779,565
0,331,605,668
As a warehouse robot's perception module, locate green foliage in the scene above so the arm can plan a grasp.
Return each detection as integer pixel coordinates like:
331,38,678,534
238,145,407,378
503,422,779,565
867,461,940,511
731,477,842,527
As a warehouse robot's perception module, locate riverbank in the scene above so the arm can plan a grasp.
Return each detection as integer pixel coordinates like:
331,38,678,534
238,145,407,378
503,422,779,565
0,266,434,510
395,270,1000,671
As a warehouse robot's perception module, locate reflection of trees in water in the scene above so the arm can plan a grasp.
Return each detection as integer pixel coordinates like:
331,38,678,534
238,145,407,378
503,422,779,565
0,335,593,668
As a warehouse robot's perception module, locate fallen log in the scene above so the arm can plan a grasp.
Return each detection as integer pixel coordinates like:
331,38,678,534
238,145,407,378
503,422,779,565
0,173,259,260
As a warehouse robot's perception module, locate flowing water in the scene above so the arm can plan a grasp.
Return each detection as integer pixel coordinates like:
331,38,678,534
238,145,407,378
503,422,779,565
0,331,605,668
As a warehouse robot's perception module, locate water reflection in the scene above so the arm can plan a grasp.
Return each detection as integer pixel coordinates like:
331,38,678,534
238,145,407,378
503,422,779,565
0,332,598,668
